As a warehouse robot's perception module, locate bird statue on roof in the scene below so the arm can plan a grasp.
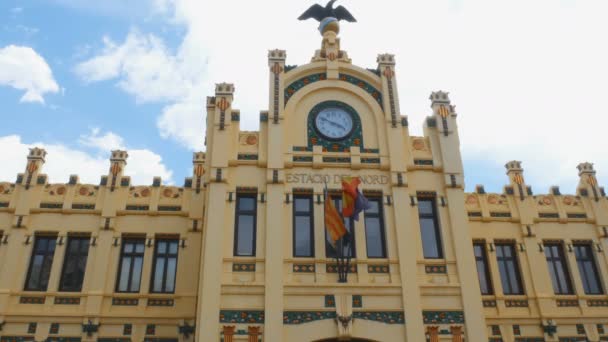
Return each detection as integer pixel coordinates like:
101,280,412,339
298,0,357,35
298,0,357,22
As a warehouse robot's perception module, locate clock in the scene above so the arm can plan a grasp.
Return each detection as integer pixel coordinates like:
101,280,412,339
314,106,354,140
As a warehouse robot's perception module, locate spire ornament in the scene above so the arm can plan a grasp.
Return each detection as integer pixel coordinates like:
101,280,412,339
298,0,356,35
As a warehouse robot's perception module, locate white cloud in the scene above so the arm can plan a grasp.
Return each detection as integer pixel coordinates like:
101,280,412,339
79,128,125,150
76,0,608,190
0,133,173,185
0,45,60,103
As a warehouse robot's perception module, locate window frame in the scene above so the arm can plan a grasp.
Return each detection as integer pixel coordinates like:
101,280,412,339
59,236,91,292
573,243,604,295
325,195,356,259
24,235,57,292
115,238,146,293
363,196,387,259
292,194,315,258
417,196,444,259
233,193,258,257
495,243,525,295
150,238,179,294
473,242,494,295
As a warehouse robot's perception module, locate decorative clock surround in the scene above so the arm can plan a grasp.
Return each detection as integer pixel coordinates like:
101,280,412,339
306,100,365,152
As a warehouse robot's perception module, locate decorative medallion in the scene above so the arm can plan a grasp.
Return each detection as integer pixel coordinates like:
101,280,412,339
353,311,405,324
465,195,478,205
412,139,426,151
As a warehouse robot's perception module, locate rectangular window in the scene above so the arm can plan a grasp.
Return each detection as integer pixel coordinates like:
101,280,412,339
234,194,257,257
25,235,57,291
544,243,574,295
473,242,493,295
293,195,314,257
418,197,443,259
59,236,90,292
364,197,387,258
151,239,179,293
495,243,524,295
325,196,356,258
116,238,145,293
574,244,604,295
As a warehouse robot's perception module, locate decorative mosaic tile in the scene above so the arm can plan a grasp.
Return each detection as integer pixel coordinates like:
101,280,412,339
145,324,155,335
157,206,182,212
147,298,175,307
260,113,268,122
514,339,544,342
425,265,447,274
232,263,256,272
237,154,258,161
513,325,521,336
352,295,362,308
361,158,380,164
557,299,579,307
422,311,465,324
0,202,9,208
567,213,587,219
293,156,313,163
539,213,559,218
284,73,327,103
71,203,95,210
338,74,383,108
559,338,586,342
483,300,497,307
54,297,80,305
49,323,59,334
490,212,512,218
27,323,36,334
489,338,504,342
40,202,62,209
231,112,240,121
97,339,131,342
491,325,501,336
468,211,482,217
401,117,408,127
46,338,81,342
414,159,433,166
292,264,315,273
0,337,35,342
112,298,139,306
353,311,405,324
293,146,312,152
19,296,45,304
326,264,357,273
505,300,529,307
588,299,608,307
322,157,351,163
576,324,586,335
144,339,178,342
220,310,265,324
123,324,132,336
597,324,605,334
283,311,336,325
367,264,389,273
426,117,437,127
125,205,149,211
324,295,335,308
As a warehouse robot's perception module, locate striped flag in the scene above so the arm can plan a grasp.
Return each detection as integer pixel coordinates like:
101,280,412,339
324,187,347,243
341,176,371,221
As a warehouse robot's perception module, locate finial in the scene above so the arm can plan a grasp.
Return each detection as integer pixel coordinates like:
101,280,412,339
298,0,356,35
577,162,595,176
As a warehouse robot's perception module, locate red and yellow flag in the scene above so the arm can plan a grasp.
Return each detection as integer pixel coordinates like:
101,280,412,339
341,176,361,217
325,190,347,243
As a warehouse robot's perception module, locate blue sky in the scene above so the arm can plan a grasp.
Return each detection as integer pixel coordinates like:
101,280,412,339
1,0,607,194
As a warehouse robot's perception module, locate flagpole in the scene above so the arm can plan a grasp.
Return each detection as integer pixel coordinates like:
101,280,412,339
324,179,349,283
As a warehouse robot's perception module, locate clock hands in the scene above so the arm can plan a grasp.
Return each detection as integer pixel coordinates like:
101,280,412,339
319,117,346,131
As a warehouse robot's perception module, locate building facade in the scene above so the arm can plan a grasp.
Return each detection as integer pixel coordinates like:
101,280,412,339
1,19,608,342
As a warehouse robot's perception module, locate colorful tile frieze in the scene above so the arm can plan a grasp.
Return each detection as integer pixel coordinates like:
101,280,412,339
292,264,315,273
112,298,139,306
425,265,447,274
284,73,327,103
97,338,131,342
361,158,380,164
46,338,81,342
491,325,501,336
147,298,175,306
232,263,256,272
559,338,587,342
324,295,335,308
220,310,265,324
367,264,389,273
482,300,497,307
505,300,529,307
490,212,512,218
414,159,434,166
125,205,149,211
598,324,605,334
556,299,579,307
143,339,179,342
27,323,36,334
237,154,258,161
157,206,182,212
259,113,268,122
512,325,521,336
123,324,132,336
588,299,608,307
293,156,313,163
322,157,351,163
353,311,405,324
337,74,383,108
145,324,155,335
292,146,312,152
49,323,59,334
71,203,95,210
468,211,482,217
422,311,465,324
514,339,544,342
352,295,362,308
40,202,62,209
231,112,240,121
576,324,586,335
283,311,336,325
54,297,80,305
19,296,45,304
0,337,35,342
326,264,357,273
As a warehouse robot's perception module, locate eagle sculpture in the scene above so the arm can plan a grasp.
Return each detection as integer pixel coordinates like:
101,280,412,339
298,0,357,22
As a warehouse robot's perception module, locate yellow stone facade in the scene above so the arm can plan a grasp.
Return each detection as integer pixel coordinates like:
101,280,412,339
1,23,608,342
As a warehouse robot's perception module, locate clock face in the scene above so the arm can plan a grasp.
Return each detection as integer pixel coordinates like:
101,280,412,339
314,107,354,140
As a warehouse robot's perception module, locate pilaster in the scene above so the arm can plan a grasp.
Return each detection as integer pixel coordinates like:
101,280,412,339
429,92,488,342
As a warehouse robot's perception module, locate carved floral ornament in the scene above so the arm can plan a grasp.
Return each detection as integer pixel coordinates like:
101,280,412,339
487,194,508,205
563,195,580,206
239,133,259,146
412,138,426,151
465,195,478,205
45,185,67,196
537,196,553,206
77,186,95,197
0,183,13,195
130,187,151,198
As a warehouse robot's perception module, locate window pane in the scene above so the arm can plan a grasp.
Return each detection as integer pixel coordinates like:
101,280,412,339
294,216,312,257
418,200,434,215
157,241,167,254
498,260,510,293
124,243,134,253
60,238,90,292
135,242,145,253
366,200,379,214
130,257,143,292
420,218,441,258
165,257,177,293
169,241,178,254
239,197,256,211
365,217,384,258
118,257,131,292
294,197,310,212
153,258,165,292
574,245,603,295
236,215,255,256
